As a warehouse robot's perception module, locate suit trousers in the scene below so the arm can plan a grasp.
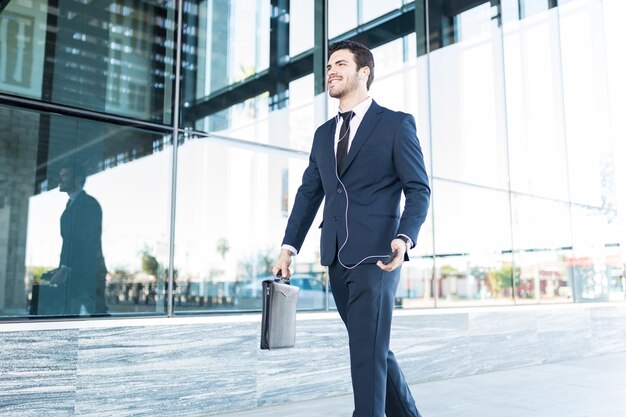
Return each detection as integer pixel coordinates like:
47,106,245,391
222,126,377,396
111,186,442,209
329,259,422,417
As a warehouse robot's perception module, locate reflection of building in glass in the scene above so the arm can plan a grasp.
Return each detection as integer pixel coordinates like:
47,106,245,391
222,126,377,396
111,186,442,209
0,12,34,88
0,0,625,319
0,3,45,97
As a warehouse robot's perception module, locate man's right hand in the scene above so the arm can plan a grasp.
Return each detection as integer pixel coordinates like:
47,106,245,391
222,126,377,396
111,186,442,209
50,266,70,285
272,248,294,279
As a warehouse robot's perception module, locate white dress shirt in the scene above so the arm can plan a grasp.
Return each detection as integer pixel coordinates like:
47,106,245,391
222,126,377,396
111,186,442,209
334,96,373,154
282,96,412,255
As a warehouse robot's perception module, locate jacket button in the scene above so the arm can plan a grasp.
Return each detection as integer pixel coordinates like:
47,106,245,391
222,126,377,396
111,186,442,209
337,188,342,193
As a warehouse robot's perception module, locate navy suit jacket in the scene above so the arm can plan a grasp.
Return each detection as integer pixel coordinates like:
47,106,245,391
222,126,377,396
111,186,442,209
283,100,430,266
60,190,107,298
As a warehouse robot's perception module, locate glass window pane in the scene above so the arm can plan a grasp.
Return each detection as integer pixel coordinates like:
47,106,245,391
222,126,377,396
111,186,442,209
289,0,314,56
194,0,270,97
501,0,521,22
604,0,626,293
455,2,492,41
398,205,435,309
511,195,574,303
559,0,616,208
0,104,171,318
570,205,617,302
361,0,401,24
371,39,405,80
502,6,569,200
429,0,493,51
0,0,175,123
519,0,550,19
368,39,432,173
193,76,320,152
289,75,317,151
429,2,509,189
433,180,514,306
174,137,324,312
193,92,270,143
328,0,358,39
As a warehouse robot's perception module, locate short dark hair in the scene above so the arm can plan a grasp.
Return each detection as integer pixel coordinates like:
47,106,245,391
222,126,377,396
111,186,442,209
60,160,87,187
329,40,375,90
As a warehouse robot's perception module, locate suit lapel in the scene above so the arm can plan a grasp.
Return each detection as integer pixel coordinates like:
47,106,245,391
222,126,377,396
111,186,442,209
61,191,84,226
320,118,338,173
340,101,383,176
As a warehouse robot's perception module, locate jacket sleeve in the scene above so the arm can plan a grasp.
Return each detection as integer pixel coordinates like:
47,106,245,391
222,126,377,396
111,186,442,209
394,114,431,247
281,137,325,253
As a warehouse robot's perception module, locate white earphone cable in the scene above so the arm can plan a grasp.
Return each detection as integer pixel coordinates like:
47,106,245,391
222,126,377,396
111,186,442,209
333,77,393,270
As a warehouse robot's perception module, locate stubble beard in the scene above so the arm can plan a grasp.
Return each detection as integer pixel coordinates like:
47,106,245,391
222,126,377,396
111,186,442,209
329,73,359,100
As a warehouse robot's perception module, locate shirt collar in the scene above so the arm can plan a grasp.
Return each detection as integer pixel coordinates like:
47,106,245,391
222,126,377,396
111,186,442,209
68,189,83,205
339,96,373,119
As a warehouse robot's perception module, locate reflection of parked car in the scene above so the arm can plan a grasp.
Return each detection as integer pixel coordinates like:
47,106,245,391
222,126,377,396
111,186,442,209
234,274,326,310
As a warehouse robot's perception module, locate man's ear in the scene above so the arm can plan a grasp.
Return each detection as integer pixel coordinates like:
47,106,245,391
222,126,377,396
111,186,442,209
361,67,370,84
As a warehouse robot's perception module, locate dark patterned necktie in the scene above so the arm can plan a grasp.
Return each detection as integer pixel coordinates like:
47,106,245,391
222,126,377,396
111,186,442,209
336,111,354,173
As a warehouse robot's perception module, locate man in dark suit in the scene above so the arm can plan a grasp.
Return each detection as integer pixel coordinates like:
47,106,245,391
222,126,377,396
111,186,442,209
273,41,430,417
48,161,108,315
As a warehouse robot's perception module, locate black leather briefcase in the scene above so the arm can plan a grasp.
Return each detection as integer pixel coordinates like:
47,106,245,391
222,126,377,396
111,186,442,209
260,276,300,350
29,284,67,315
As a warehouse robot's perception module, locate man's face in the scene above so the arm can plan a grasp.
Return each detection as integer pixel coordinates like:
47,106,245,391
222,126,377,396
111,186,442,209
58,168,76,193
327,49,361,99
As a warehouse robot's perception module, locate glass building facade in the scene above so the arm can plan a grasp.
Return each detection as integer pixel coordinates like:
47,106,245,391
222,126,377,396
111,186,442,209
0,0,624,319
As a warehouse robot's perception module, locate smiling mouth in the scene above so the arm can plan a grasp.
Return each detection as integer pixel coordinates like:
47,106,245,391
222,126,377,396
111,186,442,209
328,78,341,85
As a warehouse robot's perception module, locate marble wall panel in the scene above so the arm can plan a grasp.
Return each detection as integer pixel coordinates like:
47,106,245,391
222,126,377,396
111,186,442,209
468,310,541,373
74,323,257,417
255,318,351,408
536,306,591,333
589,306,626,355
469,310,538,336
536,307,593,363
0,303,624,416
0,329,79,417
390,313,472,383
536,329,593,363
467,331,541,374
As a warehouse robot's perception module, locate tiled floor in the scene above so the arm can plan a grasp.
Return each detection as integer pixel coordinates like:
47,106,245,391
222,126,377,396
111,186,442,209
214,352,626,417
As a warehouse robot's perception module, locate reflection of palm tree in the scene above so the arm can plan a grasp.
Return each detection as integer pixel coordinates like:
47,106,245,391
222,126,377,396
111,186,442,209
141,250,159,277
216,238,230,260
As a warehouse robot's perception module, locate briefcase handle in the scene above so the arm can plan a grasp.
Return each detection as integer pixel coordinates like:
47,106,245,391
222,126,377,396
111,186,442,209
275,270,290,285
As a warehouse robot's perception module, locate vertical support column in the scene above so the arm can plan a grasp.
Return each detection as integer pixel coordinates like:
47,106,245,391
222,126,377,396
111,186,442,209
151,2,170,124
167,0,185,317
313,0,328,130
422,0,439,307
182,2,199,119
415,0,427,57
0,107,39,314
427,0,454,52
269,0,290,111
313,0,328,307
490,0,518,302
313,0,328,97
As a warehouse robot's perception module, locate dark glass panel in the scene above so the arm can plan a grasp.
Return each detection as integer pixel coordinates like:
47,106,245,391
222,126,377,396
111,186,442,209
0,103,171,318
0,0,175,123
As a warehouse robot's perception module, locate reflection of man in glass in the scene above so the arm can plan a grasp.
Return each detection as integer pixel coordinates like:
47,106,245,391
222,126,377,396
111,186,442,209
48,161,108,315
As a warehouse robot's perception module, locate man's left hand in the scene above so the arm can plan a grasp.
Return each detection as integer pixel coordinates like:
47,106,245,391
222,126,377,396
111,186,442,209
376,238,408,271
